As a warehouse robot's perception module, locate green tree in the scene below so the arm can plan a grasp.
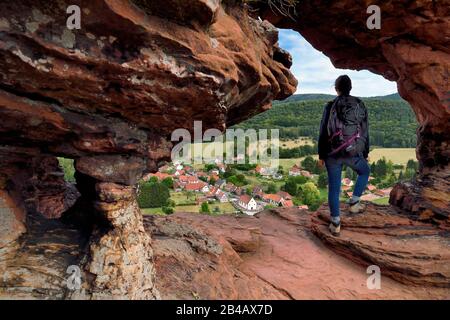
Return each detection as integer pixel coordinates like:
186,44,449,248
162,206,174,215
204,164,216,172
387,172,397,185
370,162,377,176
345,166,353,179
406,159,418,170
284,179,298,196
318,172,328,188
227,175,247,187
375,157,388,178
301,156,316,173
138,182,170,208
386,160,394,174
300,182,321,206
161,177,174,189
200,202,210,213
267,183,278,194
148,176,158,184
167,199,176,207
278,165,284,174
292,175,308,185
236,174,247,184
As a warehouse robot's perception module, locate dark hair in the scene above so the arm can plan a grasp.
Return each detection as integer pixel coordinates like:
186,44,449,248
335,75,352,95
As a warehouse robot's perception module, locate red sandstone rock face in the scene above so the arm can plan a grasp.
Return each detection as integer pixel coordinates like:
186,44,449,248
0,150,79,220
149,206,449,299
0,0,296,165
0,190,26,247
0,0,296,299
2,206,447,299
312,204,450,288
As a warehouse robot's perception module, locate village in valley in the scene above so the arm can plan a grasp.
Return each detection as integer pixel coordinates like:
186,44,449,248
139,156,395,216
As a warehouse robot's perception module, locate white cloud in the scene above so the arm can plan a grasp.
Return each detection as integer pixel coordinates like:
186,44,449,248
278,30,398,97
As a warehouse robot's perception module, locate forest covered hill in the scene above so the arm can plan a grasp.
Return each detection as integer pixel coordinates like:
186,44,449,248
234,94,417,148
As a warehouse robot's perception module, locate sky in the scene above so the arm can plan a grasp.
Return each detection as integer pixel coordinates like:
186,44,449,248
278,29,398,97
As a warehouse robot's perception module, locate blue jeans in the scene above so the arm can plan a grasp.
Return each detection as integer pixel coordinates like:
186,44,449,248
325,155,370,218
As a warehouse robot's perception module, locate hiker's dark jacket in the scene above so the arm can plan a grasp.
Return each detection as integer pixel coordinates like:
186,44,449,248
318,95,369,160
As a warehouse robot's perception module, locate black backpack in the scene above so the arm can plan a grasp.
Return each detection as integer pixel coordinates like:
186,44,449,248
327,96,367,157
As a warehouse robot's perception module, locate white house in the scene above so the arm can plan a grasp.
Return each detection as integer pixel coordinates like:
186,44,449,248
215,191,229,203
201,185,210,193
342,178,354,187
289,165,301,176
238,195,258,211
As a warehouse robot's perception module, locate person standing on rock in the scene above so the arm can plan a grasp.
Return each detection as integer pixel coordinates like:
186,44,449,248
318,75,371,236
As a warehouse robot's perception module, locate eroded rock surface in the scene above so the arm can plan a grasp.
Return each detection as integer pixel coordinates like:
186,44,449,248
312,204,450,288
149,206,449,299
3,206,447,300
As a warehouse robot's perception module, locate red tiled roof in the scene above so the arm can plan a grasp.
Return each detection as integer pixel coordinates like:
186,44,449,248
216,191,227,199
263,194,282,203
185,182,206,191
239,194,252,204
282,200,294,207
277,191,292,200
187,176,198,182
342,178,353,185
147,172,171,181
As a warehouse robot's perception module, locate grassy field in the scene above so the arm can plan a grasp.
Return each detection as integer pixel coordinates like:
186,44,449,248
142,201,237,215
371,197,390,205
170,191,196,205
280,137,314,148
141,208,166,215
185,136,314,168
279,156,319,172
368,148,415,166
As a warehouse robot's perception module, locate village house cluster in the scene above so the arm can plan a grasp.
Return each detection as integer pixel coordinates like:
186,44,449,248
341,177,392,201
144,160,302,216
143,159,393,216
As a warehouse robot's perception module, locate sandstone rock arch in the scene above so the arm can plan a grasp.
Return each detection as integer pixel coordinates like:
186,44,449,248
253,0,449,222
0,0,448,299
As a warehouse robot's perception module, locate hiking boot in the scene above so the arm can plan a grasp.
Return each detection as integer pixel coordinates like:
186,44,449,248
329,222,341,237
349,201,366,214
